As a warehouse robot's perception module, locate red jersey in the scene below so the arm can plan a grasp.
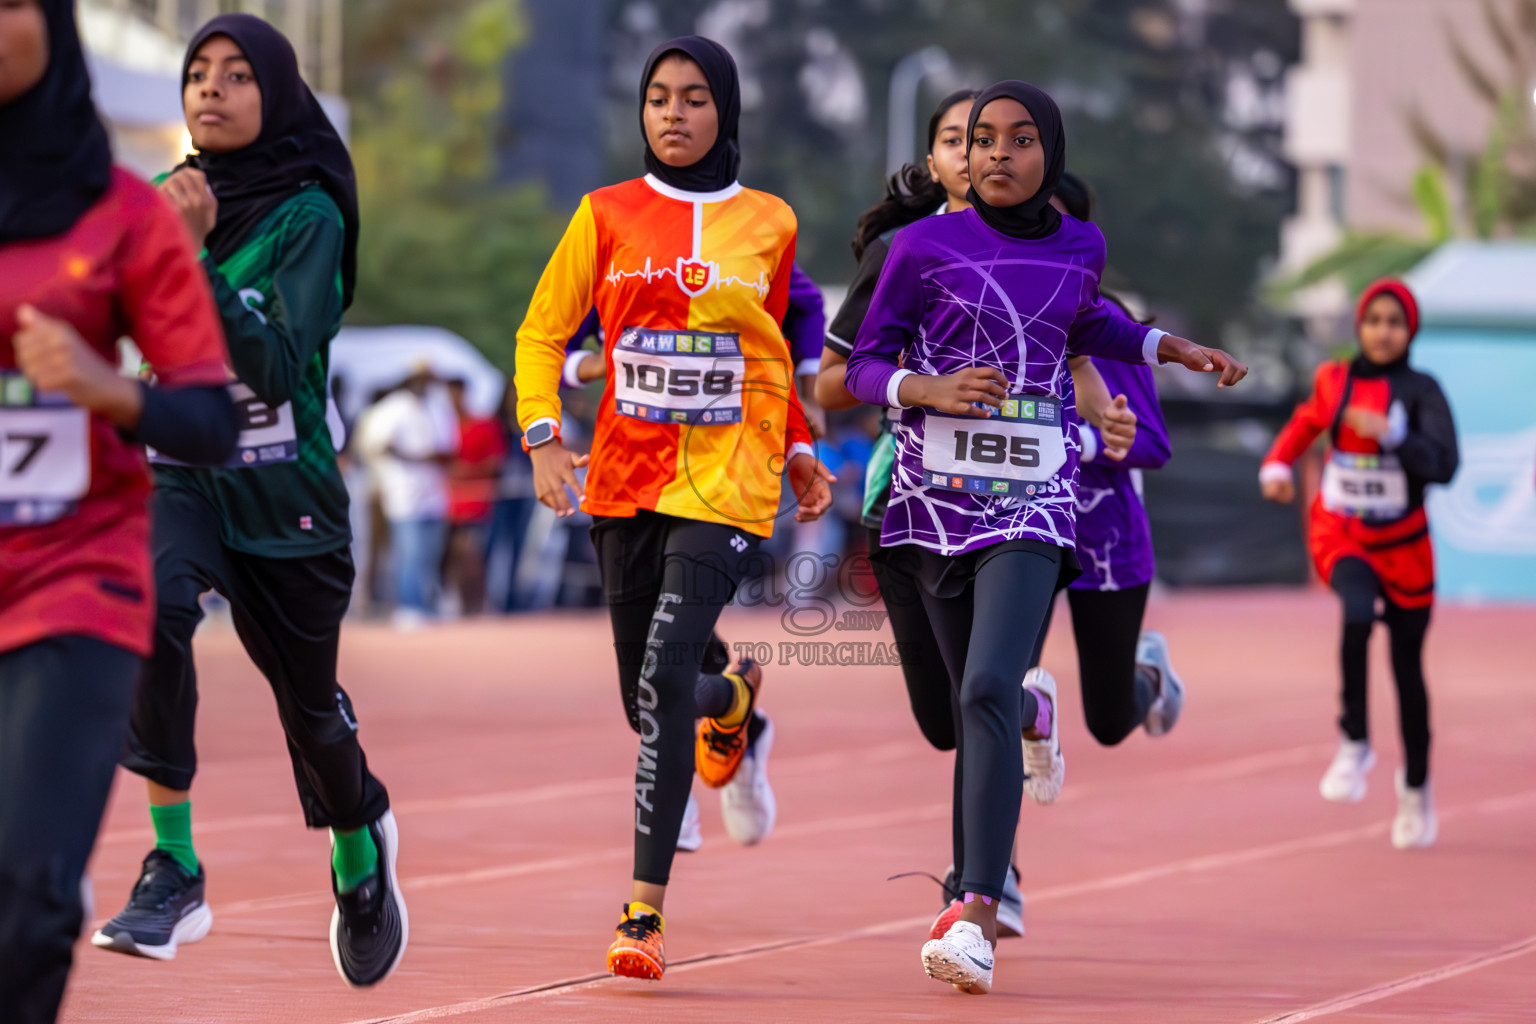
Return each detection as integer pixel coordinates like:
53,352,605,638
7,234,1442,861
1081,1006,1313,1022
1,169,230,656
448,416,508,524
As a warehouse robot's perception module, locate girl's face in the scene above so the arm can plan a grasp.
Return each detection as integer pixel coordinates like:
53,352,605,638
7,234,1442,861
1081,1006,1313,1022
925,99,974,206
1358,293,1411,365
968,96,1046,209
0,0,47,106
184,34,262,152
644,54,718,169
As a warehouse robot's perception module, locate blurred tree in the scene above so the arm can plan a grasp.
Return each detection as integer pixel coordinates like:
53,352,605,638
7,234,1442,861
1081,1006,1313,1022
343,0,566,372
1275,0,1536,301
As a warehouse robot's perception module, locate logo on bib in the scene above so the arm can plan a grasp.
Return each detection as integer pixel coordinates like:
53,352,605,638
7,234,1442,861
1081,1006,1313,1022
676,258,717,298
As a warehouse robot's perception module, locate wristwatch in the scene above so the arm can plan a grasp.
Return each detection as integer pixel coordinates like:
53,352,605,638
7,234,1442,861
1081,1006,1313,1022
521,419,560,453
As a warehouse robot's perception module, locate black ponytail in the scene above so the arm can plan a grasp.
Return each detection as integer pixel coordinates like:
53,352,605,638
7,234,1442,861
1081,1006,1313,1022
850,88,980,261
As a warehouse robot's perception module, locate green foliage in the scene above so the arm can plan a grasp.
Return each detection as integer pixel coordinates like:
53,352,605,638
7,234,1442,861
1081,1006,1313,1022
343,0,564,371
1411,166,1455,243
1269,232,1435,302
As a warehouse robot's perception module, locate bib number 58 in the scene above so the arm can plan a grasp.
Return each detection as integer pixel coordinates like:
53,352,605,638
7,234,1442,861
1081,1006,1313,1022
952,429,1040,468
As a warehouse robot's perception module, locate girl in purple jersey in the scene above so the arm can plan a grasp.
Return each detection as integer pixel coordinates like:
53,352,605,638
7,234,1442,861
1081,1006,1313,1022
844,80,1246,994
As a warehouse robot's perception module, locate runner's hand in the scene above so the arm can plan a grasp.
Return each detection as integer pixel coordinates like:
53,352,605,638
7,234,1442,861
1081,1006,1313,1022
900,367,1008,416
1099,394,1137,461
1342,406,1390,441
530,442,588,517
1156,335,1248,388
1261,475,1295,504
13,304,142,427
576,352,606,383
158,167,219,250
787,451,836,522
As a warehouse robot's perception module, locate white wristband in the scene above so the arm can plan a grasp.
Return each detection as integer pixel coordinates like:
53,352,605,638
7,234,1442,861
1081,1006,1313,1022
561,350,591,389
886,369,916,409
1080,424,1100,463
787,442,816,463
1142,328,1167,366
1258,461,1292,485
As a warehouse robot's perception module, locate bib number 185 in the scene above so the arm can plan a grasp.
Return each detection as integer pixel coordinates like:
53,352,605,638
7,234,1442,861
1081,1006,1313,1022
951,429,1040,468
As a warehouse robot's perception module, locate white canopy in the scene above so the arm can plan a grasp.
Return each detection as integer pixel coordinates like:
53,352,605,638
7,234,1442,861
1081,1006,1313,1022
1406,241,1536,330
329,325,506,420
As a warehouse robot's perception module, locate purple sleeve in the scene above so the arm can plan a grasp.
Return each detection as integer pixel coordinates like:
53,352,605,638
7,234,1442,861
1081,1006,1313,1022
1088,357,1171,470
845,232,922,407
564,307,601,356
1067,288,1154,364
783,264,826,370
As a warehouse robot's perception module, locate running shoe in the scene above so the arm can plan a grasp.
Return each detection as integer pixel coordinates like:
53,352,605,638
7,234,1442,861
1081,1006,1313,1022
928,866,1023,940
695,658,762,789
330,810,408,988
721,711,776,845
607,901,665,980
1391,771,1438,850
921,920,994,995
91,850,212,960
676,790,702,853
1319,739,1375,803
1021,667,1065,805
1137,629,1186,737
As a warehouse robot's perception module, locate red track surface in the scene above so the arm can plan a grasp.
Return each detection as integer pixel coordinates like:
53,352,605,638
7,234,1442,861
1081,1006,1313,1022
63,590,1536,1022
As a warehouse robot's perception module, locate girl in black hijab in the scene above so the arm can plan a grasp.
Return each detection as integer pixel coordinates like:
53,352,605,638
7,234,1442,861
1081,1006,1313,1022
94,15,405,990
964,79,1066,240
638,35,742,193
2,3,238,1021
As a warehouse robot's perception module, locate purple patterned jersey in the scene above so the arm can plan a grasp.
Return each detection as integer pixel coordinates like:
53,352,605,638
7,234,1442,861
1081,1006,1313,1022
1072,356,1170,590
844,208,1160,557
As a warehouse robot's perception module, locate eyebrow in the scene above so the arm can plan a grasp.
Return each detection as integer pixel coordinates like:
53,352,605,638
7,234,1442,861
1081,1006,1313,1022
975,119,1037,130
647,82,711,93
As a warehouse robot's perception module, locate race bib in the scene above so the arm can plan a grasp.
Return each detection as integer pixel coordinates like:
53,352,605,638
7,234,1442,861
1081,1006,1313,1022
0,373,90,526
150,383,297,469
922,396,1068,499
1321,451,1408,520
611,328,746,426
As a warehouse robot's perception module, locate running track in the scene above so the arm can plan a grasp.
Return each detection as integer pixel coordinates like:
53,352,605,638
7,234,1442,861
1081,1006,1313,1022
64,590,1536,1022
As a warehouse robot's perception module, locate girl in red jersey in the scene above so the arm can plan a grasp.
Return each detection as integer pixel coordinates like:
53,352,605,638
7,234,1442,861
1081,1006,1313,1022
0,2,237,1019
1261,278,1458,849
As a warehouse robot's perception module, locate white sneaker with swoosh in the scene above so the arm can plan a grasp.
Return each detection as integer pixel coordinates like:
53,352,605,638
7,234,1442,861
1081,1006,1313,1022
921,920,994,994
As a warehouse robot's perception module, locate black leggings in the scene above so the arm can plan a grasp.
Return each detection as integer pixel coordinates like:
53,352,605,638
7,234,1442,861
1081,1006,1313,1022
1032,585,1157,747
120,486,389,830
592,511,760,887
0,635,140,1024
1331,557,1432,787
868,527,955,751
920,544,1062,901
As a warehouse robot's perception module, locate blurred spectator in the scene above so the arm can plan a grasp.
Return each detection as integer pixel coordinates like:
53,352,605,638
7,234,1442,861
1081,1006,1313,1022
485,385,537,612
443,377,508,616
357,362,459,628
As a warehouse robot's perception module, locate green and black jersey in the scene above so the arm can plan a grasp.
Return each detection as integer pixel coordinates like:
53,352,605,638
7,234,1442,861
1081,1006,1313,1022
153,184,350,557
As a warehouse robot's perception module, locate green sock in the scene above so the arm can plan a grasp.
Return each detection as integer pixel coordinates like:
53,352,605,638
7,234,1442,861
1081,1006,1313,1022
331,826,379,894
150,801,198,875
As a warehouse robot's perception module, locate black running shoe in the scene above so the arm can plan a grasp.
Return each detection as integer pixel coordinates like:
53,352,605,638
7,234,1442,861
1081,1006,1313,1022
91,850,213,960
330,810,408,987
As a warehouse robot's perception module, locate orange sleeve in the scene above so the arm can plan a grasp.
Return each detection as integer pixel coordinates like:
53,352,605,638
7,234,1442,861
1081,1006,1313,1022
515,196,599,430
119,183,230,387
1265,362,1340,466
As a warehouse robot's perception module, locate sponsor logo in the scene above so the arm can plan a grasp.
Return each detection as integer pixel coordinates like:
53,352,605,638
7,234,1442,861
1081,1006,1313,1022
1020,400,1036,419
671,411,688,423
1003,400,1018,418
729,534,749,553
621,402,635,414
299,515,313,530
991,480,1009,492
676,336,693,352
695,338,712,353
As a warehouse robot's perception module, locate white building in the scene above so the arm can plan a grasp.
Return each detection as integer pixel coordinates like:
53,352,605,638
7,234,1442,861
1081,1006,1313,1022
81,0,346,180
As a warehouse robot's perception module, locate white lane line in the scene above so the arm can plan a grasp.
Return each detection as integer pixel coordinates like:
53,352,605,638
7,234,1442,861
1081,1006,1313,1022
337,788,1536,1024
1253,933,1536,1023
95,741,927,846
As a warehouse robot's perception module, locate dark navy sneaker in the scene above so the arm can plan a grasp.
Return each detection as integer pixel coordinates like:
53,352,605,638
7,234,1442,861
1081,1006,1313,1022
330,810,408,987
91,850,213,960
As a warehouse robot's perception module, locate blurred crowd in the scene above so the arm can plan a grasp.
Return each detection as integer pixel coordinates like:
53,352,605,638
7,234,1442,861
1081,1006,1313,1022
339,364,883,628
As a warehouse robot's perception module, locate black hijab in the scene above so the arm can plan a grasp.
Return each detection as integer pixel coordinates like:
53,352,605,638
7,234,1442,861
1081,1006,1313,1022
176,15,359,306
639,36,741,193
965,80,1065,240
0,0,112,244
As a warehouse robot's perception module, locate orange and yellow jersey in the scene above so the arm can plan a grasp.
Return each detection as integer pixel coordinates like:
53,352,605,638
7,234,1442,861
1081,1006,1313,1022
515,174,814,537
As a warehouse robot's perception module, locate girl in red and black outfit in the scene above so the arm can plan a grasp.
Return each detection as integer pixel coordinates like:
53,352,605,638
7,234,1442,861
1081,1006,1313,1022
1261,278,1458,850
0,2,237,1019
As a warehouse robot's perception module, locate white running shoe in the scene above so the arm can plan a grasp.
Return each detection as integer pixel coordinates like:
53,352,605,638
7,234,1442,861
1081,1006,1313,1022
921,920,994,995
1319,739,1375,803
721,712,776,845
676,791,702,853
997,865,1025,938
1136,630,1185,737
1391,771,1438,850
1021,668,1064,805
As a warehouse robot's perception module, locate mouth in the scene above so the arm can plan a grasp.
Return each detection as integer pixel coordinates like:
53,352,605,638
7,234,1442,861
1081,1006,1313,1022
195,112,225,125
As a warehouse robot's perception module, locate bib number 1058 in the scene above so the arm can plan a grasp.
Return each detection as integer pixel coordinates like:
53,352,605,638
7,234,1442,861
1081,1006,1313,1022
950,429,1040,468
620,363,735,398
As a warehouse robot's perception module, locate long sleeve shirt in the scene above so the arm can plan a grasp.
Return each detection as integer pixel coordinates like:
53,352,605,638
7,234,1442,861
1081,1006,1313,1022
515,174,813,536
845,208,1161,556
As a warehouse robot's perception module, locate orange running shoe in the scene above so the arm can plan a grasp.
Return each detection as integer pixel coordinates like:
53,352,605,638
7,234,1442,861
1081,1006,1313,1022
606,902,665,980
695,659,763,789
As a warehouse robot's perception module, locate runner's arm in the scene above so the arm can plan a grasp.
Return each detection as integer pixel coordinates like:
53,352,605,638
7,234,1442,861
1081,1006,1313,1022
816,239,886,411
843,235,921,408
517,197,599,432
209,200,346,408
1393,378,1459,484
